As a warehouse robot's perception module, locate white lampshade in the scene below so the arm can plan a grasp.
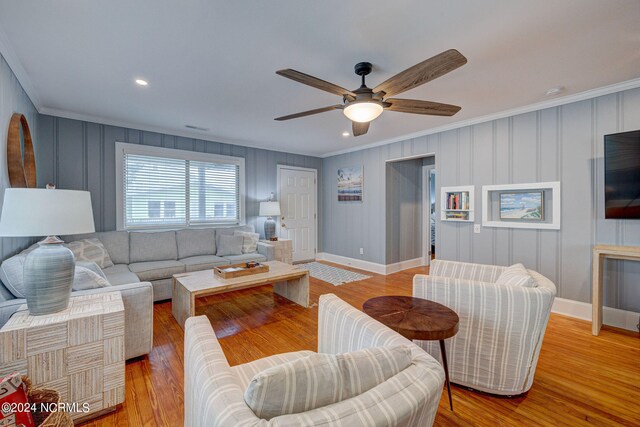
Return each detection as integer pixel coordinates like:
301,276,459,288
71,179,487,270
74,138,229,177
343,101,384,123
0,189,95,237
259,201,281,217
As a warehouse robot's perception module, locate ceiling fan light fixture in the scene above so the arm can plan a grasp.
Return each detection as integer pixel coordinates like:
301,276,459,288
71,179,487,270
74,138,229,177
343,101,384,123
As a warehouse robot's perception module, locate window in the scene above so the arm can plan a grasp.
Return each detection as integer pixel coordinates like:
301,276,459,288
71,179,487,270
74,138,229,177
116,142,245,230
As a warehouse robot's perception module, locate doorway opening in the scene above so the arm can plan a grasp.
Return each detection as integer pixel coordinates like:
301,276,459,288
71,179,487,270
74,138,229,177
385,154,435,267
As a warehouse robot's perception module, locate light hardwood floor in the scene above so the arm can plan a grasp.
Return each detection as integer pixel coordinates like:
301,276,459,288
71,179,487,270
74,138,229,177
80,263,640,426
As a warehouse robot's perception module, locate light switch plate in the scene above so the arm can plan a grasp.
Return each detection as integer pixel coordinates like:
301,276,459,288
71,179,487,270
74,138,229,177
474,224,481,234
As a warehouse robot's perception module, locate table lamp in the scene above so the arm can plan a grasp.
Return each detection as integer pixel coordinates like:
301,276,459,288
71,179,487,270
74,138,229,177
0,188,95,315
259,201,280,240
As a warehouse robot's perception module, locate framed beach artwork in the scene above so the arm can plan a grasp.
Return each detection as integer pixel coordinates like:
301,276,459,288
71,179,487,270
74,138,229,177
337,166,363,202
499,191,544,220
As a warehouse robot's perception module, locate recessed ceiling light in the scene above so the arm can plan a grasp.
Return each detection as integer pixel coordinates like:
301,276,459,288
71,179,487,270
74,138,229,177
342,131,350,137
545,86,564,96
135,79,148,86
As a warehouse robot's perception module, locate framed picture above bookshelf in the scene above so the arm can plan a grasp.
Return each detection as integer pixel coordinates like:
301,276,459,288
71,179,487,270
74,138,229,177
441,185,474,222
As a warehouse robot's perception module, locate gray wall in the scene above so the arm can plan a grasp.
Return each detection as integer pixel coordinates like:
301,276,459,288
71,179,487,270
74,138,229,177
322,87,640,312
385,159,423,264
36,115,323,243
0,52,39,259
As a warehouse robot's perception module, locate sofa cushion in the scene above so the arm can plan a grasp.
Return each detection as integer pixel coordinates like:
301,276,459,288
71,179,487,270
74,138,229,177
102,264,141,286
65,238,114,268
96,231,130,265
234,230,260,254
0,244,39,298
243,345,413,420
180,255,229,272
176,228,216,259
72,266,111,291
222,253,267,264
495,263,536,288
128,260,185,281
0,281,15,302
65,231,130,265
216,235,244,257
215,225,254,248
130,231,177,263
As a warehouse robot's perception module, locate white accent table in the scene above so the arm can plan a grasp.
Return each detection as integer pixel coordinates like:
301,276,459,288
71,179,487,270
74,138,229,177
262,239,293,264
0,292,126,422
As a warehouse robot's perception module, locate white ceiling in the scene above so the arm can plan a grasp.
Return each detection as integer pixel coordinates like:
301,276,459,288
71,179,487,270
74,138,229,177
0,1,639,157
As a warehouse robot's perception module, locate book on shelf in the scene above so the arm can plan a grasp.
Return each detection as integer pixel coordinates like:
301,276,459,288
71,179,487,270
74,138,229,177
446,191,470,210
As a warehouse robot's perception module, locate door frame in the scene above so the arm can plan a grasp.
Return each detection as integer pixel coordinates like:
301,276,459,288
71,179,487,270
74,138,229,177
422,164,435,266
276,165,319,260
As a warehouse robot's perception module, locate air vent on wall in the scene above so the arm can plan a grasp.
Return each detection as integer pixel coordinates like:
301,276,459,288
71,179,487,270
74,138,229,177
185,125,209,131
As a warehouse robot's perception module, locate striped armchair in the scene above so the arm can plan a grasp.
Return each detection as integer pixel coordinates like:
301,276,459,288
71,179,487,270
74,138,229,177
184,294,445,427
413,260,556,396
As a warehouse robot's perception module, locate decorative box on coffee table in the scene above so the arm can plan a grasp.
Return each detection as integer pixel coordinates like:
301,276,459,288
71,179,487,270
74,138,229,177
0,292,126,422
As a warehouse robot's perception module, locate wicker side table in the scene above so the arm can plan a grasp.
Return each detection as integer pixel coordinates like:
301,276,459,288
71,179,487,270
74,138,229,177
0,292,125,422
262,239,293,264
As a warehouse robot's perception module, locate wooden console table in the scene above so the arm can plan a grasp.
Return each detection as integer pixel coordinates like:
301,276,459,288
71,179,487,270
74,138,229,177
592,244,640,336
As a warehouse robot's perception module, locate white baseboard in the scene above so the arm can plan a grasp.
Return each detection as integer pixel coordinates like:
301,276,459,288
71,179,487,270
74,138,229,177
552,297,639,332
384,258,424,274
316,252,424,275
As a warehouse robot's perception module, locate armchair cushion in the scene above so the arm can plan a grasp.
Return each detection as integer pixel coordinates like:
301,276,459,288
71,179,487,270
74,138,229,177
495,263,536,288
243,345,412,420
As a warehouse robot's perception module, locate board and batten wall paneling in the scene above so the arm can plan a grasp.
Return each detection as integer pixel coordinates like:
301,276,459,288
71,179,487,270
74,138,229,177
36,115,323,246
0,52,39,260
321,87,640,312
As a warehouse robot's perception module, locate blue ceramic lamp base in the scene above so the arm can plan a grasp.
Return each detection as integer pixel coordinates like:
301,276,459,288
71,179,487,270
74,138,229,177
23,236,75,315
264,217,277,240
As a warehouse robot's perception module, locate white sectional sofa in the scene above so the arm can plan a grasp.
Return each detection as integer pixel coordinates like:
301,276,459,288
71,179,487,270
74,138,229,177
65,225,274,301
0,225,274,360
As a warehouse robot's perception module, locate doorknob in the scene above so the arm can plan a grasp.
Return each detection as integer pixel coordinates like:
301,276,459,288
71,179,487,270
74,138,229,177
281,223,286,228
281,216,285,220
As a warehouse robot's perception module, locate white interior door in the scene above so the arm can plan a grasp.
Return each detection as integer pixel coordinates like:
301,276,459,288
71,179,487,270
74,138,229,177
279,167,317,262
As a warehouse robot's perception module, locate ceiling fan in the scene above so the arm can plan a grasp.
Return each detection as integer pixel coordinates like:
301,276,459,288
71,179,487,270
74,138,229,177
275,49,467,137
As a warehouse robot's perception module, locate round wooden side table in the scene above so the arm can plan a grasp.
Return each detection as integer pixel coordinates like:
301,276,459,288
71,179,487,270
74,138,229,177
363,295,459,410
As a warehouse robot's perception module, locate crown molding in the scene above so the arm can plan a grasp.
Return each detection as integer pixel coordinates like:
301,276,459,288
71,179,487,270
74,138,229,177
2,21,638,160
38,106,319,158
320,77,640,158
0,26,41,108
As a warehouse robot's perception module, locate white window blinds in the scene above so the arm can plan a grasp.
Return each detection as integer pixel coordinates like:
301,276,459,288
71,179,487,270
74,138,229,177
121,147,243,229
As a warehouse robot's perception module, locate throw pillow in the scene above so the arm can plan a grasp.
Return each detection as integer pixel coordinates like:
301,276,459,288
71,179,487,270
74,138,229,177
64,238,114,269
0,244,39,298
72,266,111,291
244,345,412,420
234,230,260,254
216,234,244,257
495,263,536,288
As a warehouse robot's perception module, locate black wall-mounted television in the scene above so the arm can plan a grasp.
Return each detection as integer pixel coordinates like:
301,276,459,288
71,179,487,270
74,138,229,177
604,130,640,219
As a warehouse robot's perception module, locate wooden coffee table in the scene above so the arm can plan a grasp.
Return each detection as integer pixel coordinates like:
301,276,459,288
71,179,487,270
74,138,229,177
172,260,309,328
363,296,459,410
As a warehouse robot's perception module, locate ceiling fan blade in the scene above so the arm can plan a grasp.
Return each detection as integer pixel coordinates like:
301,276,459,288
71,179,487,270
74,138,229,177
276,69,356,98
385,98,461,116
274,105,342,121
373,49,467,98
352,121,370,137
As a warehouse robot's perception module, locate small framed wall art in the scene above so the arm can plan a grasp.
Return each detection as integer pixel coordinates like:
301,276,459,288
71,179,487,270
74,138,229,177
337,165,363,202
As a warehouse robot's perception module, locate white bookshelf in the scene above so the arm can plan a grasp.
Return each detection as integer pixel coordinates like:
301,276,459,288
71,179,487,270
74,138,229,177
441,185,474,222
